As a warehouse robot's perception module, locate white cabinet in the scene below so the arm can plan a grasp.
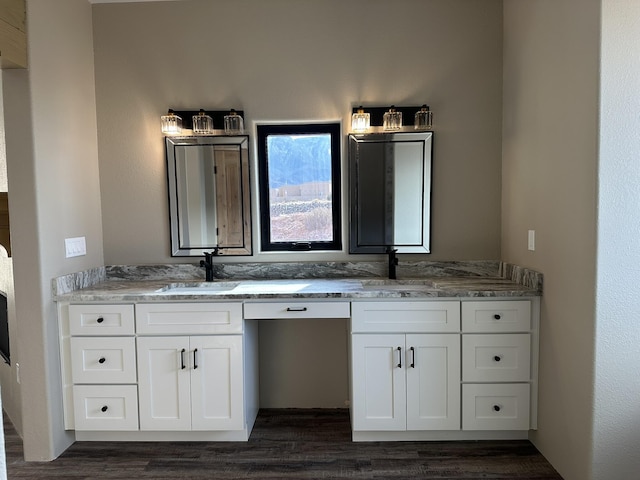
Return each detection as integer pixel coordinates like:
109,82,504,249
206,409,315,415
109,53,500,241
351,301,461,433
461,300,535,431
137,335,244,431
351,333,460,431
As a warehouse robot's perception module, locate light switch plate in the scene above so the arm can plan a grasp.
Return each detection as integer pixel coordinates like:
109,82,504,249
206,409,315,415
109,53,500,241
528,230,535,251
65,236,86,258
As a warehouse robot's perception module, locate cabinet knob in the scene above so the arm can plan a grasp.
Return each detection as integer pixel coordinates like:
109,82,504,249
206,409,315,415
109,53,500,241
96,317,104,324
98,357,106,364
101,406,108,413
493,405,501,412
493,314,501,320
493,355,502,362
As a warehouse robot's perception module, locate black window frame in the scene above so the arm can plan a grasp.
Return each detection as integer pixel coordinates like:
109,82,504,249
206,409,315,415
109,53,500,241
256,122,342,252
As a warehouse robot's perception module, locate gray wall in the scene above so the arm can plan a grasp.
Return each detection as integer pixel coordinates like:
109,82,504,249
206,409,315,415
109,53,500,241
92,0,504,265
2,0,104,460
502,5,640,479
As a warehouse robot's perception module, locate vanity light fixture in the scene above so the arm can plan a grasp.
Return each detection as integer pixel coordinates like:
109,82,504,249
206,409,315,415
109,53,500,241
224,109,244,135
382,106,402,130
161,109,182,135
351,106,370,132
192,109,214,134
414,105,433,130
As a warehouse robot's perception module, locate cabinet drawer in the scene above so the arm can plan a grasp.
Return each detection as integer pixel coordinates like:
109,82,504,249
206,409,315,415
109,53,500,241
243,301,350,319
462,334,531,382
351,301,460,333
72,385,139,431
69,304,135,335
135,303,242,334
70,337,137,384
462,301,531,332
462,383,530,430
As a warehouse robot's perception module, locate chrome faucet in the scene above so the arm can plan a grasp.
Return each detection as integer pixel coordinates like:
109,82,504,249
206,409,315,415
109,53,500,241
386,247,398,280
200,248,220,281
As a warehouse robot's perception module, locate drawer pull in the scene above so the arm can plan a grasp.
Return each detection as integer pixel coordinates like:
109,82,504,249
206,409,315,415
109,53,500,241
493,355,502,362
180,348,186,370
98,357,106,364
493,314,502,320
101,405,108,413
397,347,402,368
410,346,415,368
493,405,501,412
96,317,104,324
286,307,308,312
193,348,198,369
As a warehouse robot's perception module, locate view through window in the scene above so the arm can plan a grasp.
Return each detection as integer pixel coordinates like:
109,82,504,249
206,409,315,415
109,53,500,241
257,123,342,251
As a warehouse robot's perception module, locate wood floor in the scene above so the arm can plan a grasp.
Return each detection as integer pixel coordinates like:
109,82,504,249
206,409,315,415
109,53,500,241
4,409,563,479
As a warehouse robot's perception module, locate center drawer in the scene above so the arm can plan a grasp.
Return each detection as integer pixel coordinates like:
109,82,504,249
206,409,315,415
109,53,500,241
243,301,350,319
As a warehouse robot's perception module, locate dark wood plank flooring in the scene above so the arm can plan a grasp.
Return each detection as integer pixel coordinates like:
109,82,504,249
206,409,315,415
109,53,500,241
4,409,563,479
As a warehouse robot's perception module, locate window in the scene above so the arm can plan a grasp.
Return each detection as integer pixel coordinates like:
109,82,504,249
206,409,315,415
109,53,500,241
257,122,342,251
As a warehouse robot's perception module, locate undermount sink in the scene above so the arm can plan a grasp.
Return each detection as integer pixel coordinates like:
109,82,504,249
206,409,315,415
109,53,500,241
158,282,240,294
359,278,435,287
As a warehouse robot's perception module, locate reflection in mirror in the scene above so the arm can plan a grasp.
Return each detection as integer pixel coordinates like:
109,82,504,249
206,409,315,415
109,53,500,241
349,131,432,254
166,135,252,256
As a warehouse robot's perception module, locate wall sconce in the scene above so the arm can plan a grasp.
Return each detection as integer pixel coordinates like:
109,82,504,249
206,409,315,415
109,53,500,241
414,105,433,130
351,106,370,132
192,109,214,134
161,109,182,134
224,109,244,135
383,106,402,130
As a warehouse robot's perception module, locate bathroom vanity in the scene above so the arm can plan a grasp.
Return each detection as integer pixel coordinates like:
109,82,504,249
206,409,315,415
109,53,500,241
55,263,541,443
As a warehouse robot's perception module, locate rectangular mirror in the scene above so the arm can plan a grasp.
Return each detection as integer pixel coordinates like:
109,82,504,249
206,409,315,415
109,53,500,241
349,131,432,254
166,135,252,256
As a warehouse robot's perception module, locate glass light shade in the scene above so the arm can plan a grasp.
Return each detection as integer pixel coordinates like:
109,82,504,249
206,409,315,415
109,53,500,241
383,106,402,130
192,109,214,134
414,105,433,130
351,107,370,132
161,109,182,134
224,109,244,134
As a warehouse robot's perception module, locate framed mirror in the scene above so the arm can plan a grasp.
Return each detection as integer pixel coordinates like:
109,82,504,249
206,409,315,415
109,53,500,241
348,131,432,254
166,135,252,256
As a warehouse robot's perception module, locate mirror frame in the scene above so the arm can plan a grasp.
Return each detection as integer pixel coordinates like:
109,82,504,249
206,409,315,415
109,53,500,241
165,135,252,257
348,131,433,254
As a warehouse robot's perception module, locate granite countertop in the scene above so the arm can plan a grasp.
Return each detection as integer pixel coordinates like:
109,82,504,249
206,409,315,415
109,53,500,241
53,261,542,302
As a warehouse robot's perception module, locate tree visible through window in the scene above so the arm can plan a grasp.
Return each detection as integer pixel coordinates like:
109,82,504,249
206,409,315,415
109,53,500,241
257,123,342,251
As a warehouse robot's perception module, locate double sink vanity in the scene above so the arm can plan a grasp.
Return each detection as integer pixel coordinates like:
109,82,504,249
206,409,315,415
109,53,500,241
54,261,542,443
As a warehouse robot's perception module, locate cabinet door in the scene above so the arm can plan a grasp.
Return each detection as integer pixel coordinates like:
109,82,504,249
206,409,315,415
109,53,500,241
137,336,191,431
190,335,244,431
351,334,406,431
406,334,460,430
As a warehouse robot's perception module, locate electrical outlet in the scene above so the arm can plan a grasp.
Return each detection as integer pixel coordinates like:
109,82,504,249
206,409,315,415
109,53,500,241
528,230,536,251
65,236,86,258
